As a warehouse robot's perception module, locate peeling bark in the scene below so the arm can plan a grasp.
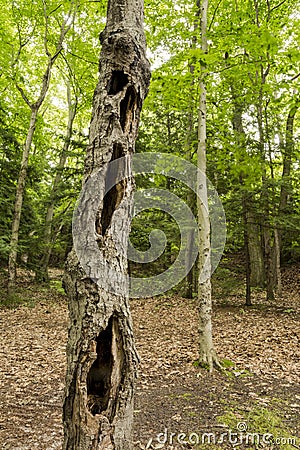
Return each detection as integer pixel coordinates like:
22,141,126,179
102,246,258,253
62,0,150,448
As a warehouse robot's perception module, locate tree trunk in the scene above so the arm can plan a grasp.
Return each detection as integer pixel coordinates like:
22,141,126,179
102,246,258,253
197,0,220,371
62,0,150,448
8,107,38,293
238,174,252,306
263,226,275,300
256,88,274,300
246,210,265,287
7,5,76,293
36,85,77,283
279,98,299,213
273,227,282,297
184,225,195,299
182,2,199,300
243,206,252,306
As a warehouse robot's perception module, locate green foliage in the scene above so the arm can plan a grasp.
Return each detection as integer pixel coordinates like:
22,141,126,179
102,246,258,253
220,358,235,368
0,0,299,292
218,404,298,450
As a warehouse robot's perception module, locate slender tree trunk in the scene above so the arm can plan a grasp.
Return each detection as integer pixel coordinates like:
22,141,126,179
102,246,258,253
183,4,199,299
197,0,220,371
273,228,282,297
253,2,274,300
184,224,195,299
256,91,274,300
7,6,76,293
243,205,252,306
8,108,38,293
36,86,77,282
263,226,275,300
246,209,265,287
238,174,252,305
184,114,196,299
230,89,256,302
279,98,299,213
62,0,150,447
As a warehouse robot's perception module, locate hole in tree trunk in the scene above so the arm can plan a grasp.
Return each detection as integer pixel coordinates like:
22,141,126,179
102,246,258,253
120,86,137,133
87,317,113,415
96,143,126,236
107,70,129,95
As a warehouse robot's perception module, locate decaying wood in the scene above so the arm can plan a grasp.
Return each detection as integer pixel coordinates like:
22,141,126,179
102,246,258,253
63,0,150,448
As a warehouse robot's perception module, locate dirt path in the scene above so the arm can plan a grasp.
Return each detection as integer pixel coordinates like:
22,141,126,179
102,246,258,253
0,267,299,449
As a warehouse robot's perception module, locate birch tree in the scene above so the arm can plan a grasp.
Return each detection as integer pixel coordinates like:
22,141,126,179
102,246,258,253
197,0,221,371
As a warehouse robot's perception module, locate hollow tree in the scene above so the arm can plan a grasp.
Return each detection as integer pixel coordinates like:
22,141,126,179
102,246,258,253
62,0,150,448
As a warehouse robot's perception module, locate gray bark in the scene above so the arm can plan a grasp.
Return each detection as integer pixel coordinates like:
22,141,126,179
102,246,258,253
197,0,220,371
62,0,150,448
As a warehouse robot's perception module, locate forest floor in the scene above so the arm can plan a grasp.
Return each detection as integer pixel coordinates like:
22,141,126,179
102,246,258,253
0,263,299,450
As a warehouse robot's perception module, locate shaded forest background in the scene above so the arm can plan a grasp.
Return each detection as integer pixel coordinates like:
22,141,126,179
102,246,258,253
0,0,299,301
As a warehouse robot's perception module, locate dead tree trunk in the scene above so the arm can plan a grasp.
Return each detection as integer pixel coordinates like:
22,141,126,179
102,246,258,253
62,0,150,448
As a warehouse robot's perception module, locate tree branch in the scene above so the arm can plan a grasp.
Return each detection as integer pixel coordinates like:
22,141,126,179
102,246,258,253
270,0,288,13
290,72,300,82
66,51,98,65
208,0,222,31
15,83,31,108
42,0,51,57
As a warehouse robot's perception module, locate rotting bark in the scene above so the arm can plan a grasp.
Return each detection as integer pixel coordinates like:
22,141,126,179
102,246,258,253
62,0,150,448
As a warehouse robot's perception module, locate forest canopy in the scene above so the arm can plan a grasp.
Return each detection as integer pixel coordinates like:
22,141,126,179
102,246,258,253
0,0,299,298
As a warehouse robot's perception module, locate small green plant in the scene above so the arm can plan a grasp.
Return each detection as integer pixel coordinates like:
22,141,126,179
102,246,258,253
220,358,235,368
178,393,193,400
283,308,295,314
50,279,65,295
193,359,210,371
